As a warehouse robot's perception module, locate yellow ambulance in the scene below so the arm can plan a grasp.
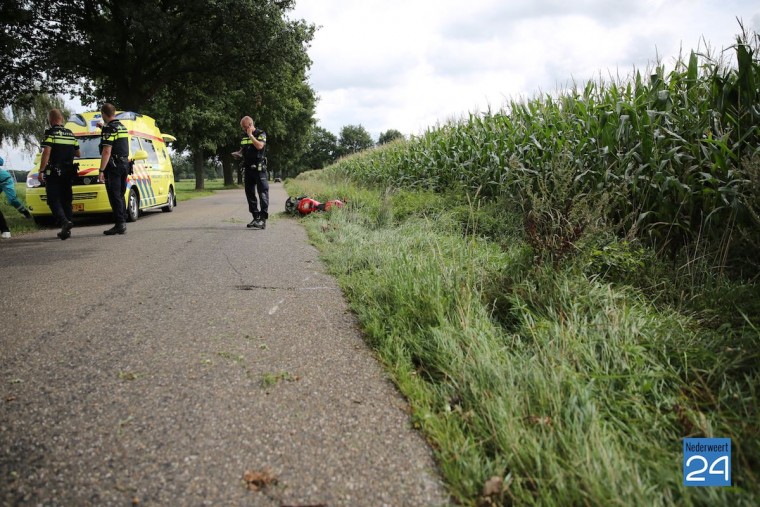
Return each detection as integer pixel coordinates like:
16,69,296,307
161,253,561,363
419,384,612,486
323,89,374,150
26,111,177,222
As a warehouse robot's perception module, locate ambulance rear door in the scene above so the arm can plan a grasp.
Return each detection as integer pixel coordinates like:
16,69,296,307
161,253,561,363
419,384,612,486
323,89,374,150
140,138,165,206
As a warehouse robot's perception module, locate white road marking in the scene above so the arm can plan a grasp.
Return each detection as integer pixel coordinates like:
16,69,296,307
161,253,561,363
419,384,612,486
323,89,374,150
268,298,286,315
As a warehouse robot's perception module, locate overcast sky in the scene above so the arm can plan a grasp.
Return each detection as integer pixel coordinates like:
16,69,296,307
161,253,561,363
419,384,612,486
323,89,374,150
290,0,760,139
2,0,759,170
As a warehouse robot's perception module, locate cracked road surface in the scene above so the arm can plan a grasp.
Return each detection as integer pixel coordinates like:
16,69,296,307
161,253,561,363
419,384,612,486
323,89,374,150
0,183,448,506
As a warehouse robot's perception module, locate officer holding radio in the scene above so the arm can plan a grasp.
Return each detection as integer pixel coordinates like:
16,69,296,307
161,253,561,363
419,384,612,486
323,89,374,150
232,116,268,229
37,108,80,240
97,103,130,235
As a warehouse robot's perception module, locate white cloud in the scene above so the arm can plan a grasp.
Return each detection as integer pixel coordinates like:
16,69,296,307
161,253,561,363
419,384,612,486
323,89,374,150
439,0,650,40
292,0,760,140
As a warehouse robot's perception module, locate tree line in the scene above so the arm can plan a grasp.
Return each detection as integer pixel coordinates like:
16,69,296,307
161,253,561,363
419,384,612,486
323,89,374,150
1,0,313,188
169,124,404,180
0,1,406,183
299,125,404,173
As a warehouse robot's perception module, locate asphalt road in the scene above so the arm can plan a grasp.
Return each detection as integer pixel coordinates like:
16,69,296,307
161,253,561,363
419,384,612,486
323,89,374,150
0,183,448,506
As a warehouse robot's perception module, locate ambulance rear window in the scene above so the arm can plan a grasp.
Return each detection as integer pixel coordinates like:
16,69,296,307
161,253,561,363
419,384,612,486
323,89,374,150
130,136,141,156
142,139,159,163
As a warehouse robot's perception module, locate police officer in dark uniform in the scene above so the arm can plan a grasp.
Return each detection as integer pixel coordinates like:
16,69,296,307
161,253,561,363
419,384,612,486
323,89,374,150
232,115,268,229
37,108,80,240
97,103,130,235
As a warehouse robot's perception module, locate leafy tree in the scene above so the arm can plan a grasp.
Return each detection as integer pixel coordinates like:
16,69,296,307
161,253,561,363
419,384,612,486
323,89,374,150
147,76,236,189
0,94,68,152
148,48,316,188
170,153,193,180
0,2,45,107
170,152,218,180
338,124,374,156
3,1,316,190
249,63,317,180
137,1,316,189
378,129,405,145
6,0,304,109
300,126,339,171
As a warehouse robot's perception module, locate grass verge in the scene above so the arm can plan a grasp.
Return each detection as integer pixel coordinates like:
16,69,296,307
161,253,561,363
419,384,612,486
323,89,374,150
0,183,37,236
175,179,240,202
285,172,759,506
0,180,239,237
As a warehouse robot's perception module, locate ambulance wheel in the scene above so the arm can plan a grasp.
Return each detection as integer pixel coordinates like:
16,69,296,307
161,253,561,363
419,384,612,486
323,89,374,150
126,188,139,222
162,188,175,212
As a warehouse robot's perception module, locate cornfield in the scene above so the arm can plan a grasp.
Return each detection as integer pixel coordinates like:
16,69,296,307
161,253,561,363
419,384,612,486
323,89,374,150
330,28,760,266
296,26,760,506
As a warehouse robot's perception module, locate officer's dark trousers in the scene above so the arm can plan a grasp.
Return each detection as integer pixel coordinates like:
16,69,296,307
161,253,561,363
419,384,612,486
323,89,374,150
244,163,269,220
45,173,74,225
105,160,128,225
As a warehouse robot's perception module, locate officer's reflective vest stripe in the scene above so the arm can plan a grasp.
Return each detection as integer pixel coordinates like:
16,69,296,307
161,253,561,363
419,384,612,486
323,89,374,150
43,134,79,146
102,128,129,142
43,127,79,147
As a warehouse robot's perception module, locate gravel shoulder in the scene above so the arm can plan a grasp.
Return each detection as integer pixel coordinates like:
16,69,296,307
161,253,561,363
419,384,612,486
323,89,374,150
0,183,448,506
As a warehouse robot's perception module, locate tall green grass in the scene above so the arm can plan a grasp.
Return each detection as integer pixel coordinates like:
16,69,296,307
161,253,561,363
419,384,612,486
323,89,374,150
328,29,760,271
286,174,759,506
286,29,760,504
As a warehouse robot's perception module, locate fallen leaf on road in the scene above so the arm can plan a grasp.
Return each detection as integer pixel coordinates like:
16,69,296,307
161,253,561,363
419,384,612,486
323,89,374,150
243,468,278,491
5,395,17,403
118,371,144,382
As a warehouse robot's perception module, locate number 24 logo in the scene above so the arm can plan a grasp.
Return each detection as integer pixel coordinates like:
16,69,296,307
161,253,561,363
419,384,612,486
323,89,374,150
685,455,730,482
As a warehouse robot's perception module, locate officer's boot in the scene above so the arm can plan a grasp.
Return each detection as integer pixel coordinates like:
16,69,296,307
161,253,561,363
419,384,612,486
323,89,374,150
57,220,73,240
103,223,127,235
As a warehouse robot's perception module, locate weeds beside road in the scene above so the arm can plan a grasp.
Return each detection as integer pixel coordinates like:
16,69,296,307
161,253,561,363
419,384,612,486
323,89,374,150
286,169,759,506
283,33,760,505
